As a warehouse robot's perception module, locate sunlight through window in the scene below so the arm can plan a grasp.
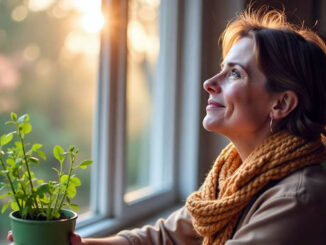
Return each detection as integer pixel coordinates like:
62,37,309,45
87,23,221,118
0,0,102,243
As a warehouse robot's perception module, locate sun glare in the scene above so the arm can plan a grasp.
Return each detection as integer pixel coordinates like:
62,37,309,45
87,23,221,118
70,0,105,33
82,12,105,33
28,0,55,12
71,0,100,13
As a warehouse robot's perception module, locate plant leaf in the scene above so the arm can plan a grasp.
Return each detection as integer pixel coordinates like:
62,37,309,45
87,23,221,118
0,182,6,191
15,159,22,167
32,144,42,151
15,141,23,150
68,145,75,153
70,176,81,187
79,160,93,169
6,158,15,166
11,201,19,211
60,175,69,184
0,193,9,199
15,190,24,199
0,170,9,175
10,112,17,121
37,179,44,185
1,203,9,214
37,183,50,195
18,114,29,123
1,133,14,146
4,121,15,125
70,203,79,211
53,211,61,219
12,180,19,190
36,150,46,160
20,123,32,134
12,168,20,178
29,157,39,164
66,185,76,198
52,168,60,175
53,145,65,163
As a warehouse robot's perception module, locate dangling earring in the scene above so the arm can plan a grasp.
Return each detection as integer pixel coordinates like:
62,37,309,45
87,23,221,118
270,117,274,134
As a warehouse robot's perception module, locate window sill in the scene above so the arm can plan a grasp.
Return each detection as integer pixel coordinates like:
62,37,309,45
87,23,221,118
76,203,184,238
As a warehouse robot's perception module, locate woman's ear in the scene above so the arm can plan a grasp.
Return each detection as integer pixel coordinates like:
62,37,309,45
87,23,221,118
271,90,298,120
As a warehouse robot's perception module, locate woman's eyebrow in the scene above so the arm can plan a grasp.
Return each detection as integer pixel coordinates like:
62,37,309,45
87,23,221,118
220,61,250,74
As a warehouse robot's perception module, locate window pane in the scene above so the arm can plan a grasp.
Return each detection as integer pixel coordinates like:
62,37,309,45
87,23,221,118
0,0,101,242
125,0,163,198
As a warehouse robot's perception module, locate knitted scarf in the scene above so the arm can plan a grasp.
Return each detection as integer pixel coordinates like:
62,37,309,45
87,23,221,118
186,131,326,245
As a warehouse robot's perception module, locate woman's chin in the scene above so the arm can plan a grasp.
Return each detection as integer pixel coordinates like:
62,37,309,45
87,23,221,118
202,118,219,132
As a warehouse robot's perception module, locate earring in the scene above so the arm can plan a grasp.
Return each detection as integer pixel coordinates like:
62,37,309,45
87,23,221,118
270,117,273,134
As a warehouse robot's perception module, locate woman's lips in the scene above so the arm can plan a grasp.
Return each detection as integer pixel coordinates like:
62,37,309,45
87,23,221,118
206,99,225,110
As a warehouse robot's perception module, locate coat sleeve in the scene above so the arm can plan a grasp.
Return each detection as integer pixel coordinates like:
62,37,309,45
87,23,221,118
117,206,202,245
225,170,326,245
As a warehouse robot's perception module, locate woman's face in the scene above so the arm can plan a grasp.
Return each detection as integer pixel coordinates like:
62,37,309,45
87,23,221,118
203,37,275,139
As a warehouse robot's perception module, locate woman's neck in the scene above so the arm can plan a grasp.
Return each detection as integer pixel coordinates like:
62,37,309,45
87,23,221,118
227,130,272,161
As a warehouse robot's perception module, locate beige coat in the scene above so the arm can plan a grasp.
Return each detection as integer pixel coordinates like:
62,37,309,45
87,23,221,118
118,164,326,245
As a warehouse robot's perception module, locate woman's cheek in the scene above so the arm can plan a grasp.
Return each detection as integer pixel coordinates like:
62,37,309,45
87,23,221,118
226,82,248,102
224,85,242,104
224,84,248,117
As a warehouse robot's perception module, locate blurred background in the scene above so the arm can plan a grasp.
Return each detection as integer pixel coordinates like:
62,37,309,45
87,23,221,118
0,0,102,241
0,0,161,242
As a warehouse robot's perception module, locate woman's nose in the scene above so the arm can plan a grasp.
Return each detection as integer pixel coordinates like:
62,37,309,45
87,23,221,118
203,75,221,94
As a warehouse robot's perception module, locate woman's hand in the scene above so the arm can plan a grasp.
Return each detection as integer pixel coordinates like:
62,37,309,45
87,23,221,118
7,231,86,245
70,233,85,245
7,230,13,243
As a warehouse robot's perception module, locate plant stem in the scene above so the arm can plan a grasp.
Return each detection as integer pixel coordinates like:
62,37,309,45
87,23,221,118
51,153,64,218
57,153,74,212
17,129,39,211
14,163,28,210
51,154,65,217
51,174,62,218
39,199,44,213
47,193,53,220
0,157,22,211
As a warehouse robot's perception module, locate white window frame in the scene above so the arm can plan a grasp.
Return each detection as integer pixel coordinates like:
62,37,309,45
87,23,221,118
76,0,191,237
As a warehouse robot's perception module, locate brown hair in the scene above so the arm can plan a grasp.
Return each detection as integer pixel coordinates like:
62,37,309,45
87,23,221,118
220,7,326,140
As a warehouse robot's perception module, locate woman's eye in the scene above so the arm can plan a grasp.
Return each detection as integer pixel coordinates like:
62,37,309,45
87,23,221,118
229,69,241,79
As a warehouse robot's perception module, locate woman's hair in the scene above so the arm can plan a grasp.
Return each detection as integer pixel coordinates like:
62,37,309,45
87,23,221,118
220,7,326,140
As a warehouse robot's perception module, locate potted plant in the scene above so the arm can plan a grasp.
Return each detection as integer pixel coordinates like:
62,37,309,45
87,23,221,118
0,112,93,245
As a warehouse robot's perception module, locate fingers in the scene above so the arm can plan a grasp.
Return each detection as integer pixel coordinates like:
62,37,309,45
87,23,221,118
70,233,83,245
7,230,13,242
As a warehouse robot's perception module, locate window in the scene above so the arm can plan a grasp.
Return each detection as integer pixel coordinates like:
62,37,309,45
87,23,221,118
125,0,173,201
85,0,176,226
77,0,182,235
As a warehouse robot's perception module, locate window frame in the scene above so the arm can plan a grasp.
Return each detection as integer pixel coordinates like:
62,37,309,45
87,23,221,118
76,0,185,236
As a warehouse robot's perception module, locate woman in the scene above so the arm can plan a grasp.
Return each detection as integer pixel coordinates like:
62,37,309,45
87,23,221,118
8,7,326,245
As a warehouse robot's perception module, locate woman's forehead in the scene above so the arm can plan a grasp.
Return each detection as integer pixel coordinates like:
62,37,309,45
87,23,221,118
222,37,255,69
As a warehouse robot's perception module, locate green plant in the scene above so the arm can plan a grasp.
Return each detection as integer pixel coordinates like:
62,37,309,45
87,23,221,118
0,112,92,220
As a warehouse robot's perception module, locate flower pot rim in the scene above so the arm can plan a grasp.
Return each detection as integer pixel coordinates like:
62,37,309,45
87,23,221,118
9,209,78,224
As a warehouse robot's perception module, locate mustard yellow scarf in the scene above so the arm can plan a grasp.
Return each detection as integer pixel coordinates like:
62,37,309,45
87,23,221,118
186,131,326,244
